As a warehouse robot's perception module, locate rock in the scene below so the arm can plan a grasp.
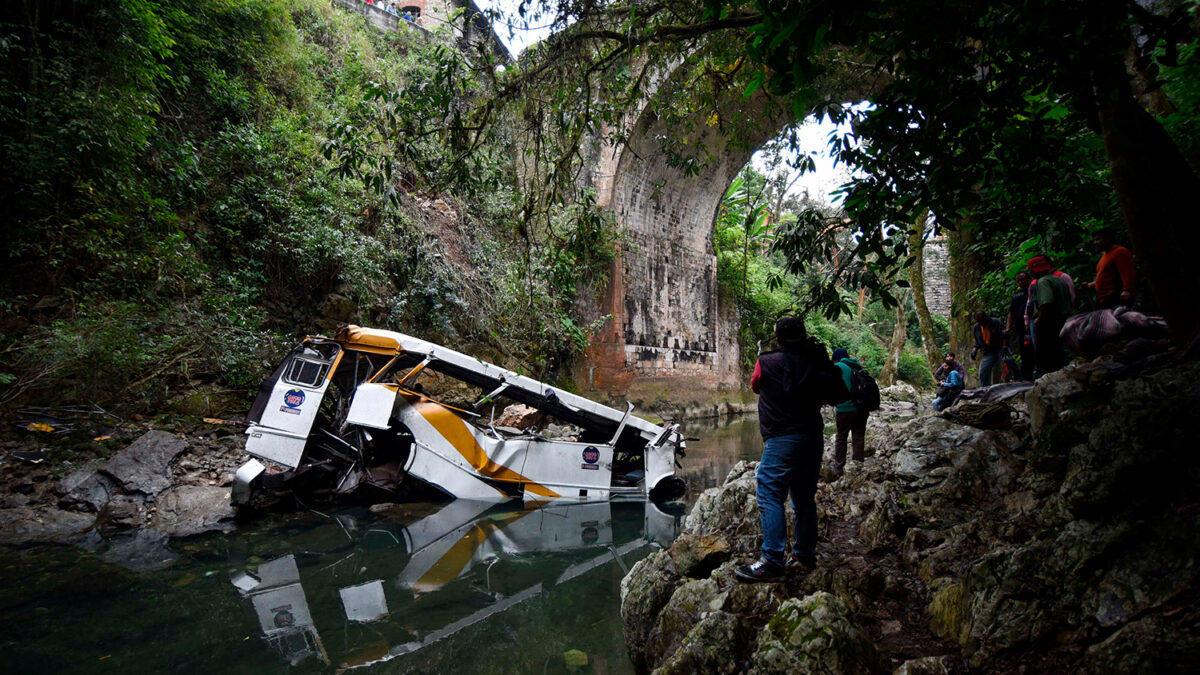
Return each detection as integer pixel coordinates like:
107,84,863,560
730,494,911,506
620,550,681,672
493,404,546,429
654,610,746,675
881,382,919,403
101,430,187,496
653,578,724,661
150,485,236,536
98,529,178,572
56,466,118,512
892,655,952,674
96,496,145,535
0,507,94,544
667,534,731,578
746,592,880,674
683,467,759,550
563,649,588,669
926,580,968,646
1080,610,1200,673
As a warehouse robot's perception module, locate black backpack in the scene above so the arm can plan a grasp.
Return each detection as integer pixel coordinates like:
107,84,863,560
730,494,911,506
846,362,881,412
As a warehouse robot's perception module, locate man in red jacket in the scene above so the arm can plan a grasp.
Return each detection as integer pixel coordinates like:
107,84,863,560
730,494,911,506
736,317,847,583
1081,228,1136,308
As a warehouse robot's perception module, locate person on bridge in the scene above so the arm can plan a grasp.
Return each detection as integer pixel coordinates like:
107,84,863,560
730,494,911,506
1080,227,1137,309
736,317,848,583
830,348,868,478
971,311,1006,386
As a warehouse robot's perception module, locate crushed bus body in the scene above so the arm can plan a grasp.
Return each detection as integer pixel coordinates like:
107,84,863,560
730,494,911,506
232,325,687,507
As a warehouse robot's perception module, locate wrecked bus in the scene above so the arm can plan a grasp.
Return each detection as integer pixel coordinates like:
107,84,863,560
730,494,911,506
232,325,687,506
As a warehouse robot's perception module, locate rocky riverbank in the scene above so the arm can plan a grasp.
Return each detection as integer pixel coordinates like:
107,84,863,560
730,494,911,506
0,419,246,568
620,344,1200,673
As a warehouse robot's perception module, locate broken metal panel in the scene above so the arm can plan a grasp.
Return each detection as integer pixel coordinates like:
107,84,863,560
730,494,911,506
644,423,681,495
405,440,511,501
393,397,550,498
345,383,397,430
245,345,338,469
232,458,265,506
515,439,615,499
339,580,388,623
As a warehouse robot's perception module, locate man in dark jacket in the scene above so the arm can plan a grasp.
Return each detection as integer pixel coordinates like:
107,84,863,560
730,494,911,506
1005,271,1035,380
971,311,1006,386
736,317,848,583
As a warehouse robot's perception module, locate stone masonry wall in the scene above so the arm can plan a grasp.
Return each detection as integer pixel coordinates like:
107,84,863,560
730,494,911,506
923,238,951,319
582,89,788,398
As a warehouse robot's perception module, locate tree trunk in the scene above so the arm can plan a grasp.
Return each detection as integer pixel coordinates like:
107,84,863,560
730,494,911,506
947,225,982,375
908,215,942,377
878,290,909,386
1096,73,1200,346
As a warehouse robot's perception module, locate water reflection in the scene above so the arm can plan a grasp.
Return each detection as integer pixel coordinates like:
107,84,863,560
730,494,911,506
0,416,756,674
677,415,763,504
231,499,680,671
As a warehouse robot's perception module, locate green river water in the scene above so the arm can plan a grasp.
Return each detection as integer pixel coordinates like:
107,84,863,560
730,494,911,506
0,417,762,674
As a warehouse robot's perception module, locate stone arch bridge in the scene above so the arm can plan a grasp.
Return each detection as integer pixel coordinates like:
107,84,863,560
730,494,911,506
577,59,890,402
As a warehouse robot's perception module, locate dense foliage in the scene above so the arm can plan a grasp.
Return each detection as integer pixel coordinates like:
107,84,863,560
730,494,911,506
492,0,1200,343
714,165,938,385
0,0,619,411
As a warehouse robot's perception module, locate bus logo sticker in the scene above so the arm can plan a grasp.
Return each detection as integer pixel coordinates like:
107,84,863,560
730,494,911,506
280,388,305,414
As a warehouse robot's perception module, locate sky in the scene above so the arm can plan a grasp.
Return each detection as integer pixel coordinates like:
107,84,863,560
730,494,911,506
752,115,857,208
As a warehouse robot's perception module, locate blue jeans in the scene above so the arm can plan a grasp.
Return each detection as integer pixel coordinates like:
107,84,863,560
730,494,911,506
756,433,823,565
979,352,999,387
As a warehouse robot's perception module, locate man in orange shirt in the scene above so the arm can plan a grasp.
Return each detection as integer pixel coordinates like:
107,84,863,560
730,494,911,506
1081,228,1136,308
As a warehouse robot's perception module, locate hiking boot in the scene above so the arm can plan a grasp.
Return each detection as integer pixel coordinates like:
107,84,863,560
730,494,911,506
734,557,785,583
788,552,817,571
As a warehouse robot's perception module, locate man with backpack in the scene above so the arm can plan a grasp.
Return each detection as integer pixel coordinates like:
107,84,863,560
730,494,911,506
735,317,848,583
830,348,877,477
971,311,1007,386
1028,255,1073,377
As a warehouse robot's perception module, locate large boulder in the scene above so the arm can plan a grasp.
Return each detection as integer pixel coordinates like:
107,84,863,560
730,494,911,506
683,461,759,550
55,464,118,512
667,533,732,579
150,485,236,537
620,550,681,672
653,610,746,675
101,430,187,496
0,506,95,544
746,592,880,674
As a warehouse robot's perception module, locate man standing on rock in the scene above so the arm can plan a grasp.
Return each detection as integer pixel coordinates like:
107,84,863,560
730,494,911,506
1005,271,1035,380
736,317,848,583
1080,227,1137,308
971,311,1006,386
830,348,867,478
1028,255,1073,377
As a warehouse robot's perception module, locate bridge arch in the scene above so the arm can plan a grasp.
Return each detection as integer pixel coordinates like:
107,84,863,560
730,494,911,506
580,59,876,400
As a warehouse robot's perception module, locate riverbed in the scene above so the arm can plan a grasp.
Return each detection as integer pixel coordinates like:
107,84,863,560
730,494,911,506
0,416,762,674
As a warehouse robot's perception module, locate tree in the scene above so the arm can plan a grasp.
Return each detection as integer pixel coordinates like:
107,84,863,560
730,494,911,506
495,0,1200,343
